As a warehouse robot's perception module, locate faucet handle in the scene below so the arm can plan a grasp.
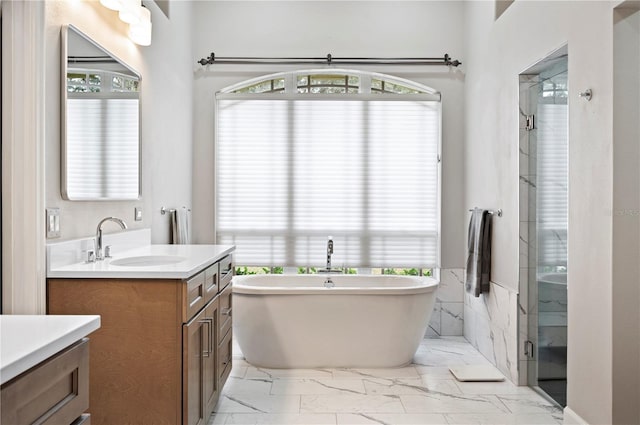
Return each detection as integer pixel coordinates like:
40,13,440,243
87,250,96,263
104,245,112,258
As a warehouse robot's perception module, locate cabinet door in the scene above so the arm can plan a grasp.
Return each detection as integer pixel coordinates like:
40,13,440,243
183,308,208,425
204,297,220,416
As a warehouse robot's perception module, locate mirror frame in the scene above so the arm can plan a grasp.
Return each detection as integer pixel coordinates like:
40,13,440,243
60,24,142,201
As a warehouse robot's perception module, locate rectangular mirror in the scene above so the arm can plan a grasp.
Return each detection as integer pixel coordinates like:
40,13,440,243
61,24,141,200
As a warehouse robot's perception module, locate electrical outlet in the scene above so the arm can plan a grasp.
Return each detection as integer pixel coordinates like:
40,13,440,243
46,208,61,238
135,207,143,221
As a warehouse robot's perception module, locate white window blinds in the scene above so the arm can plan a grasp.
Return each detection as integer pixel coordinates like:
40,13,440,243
66,97,139,199
536,103,568,267
216,95,440,268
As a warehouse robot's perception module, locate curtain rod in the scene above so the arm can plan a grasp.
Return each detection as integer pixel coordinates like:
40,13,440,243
197,53,462,67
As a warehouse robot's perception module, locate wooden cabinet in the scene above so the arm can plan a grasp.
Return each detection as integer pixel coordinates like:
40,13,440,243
47,254,234,425
1,339,90,425
183,298,218,425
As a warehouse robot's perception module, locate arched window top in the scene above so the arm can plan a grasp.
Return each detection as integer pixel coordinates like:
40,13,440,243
220,69,439,98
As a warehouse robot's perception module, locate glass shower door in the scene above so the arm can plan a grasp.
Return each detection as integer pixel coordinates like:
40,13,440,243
527,63,569,407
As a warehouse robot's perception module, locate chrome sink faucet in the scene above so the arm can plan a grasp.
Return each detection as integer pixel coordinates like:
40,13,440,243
95,217,128,260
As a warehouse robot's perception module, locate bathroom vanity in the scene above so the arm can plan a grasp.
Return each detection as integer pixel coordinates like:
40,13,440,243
0,315,100,425
47,233,234,425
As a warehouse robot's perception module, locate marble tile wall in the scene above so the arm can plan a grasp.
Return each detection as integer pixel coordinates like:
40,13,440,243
463,281,520,384
427,268,465,337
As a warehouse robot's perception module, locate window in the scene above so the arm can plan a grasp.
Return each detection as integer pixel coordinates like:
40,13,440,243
216,70,441,269
67,69,140,93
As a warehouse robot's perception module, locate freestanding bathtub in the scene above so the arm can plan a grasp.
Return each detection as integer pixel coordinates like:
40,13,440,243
232,274,439,368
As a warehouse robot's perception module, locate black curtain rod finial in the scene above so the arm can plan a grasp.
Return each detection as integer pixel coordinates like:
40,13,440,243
197,52,215,66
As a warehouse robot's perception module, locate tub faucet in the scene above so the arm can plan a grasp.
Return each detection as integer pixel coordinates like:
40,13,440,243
95,217,128,260
319,236,342,274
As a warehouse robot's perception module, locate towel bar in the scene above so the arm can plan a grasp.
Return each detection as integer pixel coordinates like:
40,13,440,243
160,206,192,215
468,208,502,217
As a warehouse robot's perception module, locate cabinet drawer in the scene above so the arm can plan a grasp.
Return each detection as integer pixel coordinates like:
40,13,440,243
218,329,232,382
1,339,90,425
183,272,206,322
203,264,218,303
218,283,232,338
218,254,234,290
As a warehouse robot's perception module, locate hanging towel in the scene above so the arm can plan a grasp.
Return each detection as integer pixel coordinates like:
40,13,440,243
171,207,191,244
465,208,492,297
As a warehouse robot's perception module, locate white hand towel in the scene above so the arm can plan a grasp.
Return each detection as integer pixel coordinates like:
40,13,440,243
171,207,190,244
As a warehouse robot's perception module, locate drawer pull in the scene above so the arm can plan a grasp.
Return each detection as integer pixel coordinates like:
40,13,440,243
222,308,232,317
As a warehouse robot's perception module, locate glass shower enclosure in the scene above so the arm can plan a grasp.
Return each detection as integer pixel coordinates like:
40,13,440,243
520,51,568,407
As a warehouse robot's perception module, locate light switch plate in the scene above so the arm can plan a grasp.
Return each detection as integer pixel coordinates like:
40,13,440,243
135,207,143,221
46,208,61,239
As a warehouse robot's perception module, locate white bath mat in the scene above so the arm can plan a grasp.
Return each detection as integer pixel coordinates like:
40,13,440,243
449,365,506,382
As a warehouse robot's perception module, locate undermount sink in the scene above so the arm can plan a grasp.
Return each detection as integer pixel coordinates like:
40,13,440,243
110,255,187,267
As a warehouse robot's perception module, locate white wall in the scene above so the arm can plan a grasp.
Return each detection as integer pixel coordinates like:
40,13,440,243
191,1,467,269
612,5,640,424
44,0,193,245
464,1,623,423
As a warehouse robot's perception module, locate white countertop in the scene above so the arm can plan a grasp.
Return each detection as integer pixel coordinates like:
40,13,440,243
47,244,235,279
0,315,101,385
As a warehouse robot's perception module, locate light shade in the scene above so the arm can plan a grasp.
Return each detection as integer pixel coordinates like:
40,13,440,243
119,0,142,24
128,6,152,46
100,0,123,11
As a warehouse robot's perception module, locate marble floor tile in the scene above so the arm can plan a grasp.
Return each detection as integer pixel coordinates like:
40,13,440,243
337,413,448,424
301,394,406,414
363,377,461,396
271,379,366,395
222,413,337,424
414,366,458,379
454,380,535,396
331,367,420,380
214,394,301,414
444,412,562,424
208,413,229,425
224,377,273,395
231,366,248,379
497,393,561,414
245,367,334,380
400,393,510,414
208,336,564,425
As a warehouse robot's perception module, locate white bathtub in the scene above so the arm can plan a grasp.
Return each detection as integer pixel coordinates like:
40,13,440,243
232,274,439,368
